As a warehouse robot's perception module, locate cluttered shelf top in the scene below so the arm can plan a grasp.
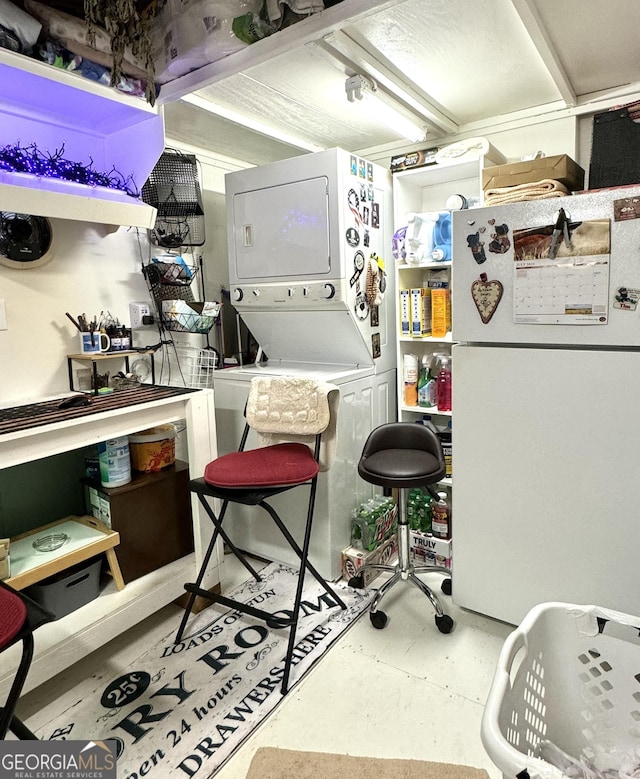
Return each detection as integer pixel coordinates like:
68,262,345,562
0,385,198,437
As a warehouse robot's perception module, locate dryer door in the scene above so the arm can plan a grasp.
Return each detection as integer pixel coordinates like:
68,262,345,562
230,176,331,283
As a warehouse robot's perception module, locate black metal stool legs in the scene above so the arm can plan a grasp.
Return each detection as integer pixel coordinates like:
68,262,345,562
0,633,38,740
177,481,347,695
176,495,266,644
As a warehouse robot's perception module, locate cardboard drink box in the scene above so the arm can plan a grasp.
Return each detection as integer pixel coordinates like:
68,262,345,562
482,154,585,192
390,147,440,173
342,535,398,587
409,530,452,569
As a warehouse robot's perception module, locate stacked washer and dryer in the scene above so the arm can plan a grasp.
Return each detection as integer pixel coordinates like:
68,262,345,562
212,147,397,581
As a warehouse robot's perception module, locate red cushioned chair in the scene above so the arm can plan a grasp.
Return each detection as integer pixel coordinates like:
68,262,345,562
0,581,55,739
175,375,347,695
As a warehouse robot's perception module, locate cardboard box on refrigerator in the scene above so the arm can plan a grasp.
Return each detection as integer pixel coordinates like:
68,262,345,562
342,535,398,587
482,154,585,192
409,530,452,569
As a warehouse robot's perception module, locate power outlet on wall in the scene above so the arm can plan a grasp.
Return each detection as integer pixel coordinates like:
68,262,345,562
129,302,152,329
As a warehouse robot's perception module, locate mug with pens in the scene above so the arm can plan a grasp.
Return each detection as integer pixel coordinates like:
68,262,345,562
66,312,110,354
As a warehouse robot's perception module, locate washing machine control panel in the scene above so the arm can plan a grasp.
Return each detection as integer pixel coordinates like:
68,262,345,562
230,280,347,309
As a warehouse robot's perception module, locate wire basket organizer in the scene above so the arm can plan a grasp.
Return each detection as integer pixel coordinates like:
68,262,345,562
166,345,218,389
481,601,640,779
142,259,219,334
141,149,206,248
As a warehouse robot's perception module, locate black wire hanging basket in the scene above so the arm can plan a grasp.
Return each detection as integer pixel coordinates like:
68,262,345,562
141,149,206,247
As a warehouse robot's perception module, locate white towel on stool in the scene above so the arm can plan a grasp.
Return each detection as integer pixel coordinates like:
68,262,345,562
246,376,340,471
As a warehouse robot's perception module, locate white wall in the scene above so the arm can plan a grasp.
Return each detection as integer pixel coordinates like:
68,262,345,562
0,148,248,406
0,221,150,404
482,116,578,165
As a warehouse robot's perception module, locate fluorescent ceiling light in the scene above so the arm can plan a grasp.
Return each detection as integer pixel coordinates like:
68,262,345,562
345,74,427,144
181,94,325,153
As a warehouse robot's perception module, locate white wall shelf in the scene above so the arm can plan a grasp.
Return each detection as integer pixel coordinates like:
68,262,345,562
0,49,164,228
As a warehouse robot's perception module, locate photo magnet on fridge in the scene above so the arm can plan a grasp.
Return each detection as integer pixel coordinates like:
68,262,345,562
614,196,640,221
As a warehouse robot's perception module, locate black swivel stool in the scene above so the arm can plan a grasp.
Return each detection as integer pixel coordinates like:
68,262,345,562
349,422,454,633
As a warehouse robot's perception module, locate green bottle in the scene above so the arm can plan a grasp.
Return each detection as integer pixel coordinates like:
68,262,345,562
417,355,433,407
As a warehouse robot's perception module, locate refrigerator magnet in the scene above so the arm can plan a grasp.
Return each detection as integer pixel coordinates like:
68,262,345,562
471,273,504,323
346,227,359,247
371,332,381,358
488,223,511,254
467,231,487,264
614,286,640,311
349,250,365,287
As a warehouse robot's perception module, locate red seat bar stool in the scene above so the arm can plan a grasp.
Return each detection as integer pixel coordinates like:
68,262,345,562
0,581,55,739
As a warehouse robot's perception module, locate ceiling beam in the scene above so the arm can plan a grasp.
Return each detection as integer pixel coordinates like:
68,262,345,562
157,0,405,103
316,30,459,136
510,0,577,107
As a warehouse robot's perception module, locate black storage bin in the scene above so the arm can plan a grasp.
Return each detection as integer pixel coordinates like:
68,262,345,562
24,557,102,619
590,104,640,189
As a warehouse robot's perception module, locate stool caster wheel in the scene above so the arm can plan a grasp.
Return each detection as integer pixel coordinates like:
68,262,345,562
370,610,388,630
441,578,452,596
348,574,364,589
435,614,454,634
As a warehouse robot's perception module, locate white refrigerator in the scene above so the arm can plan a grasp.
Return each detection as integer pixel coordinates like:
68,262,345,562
451,185,640,626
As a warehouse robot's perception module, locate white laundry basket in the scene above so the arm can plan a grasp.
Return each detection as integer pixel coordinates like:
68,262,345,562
481,602,640,779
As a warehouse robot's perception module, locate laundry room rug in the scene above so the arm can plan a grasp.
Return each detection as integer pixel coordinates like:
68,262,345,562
246,747,492,779
33,563,371,779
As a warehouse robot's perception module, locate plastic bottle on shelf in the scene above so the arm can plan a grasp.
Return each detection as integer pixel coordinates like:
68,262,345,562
436,355,452,412
437,421,453,479
417,355,434,407
418,414,438,433
406,488,422,530
403,353,419,406
431,491,451,539
417,490,432,534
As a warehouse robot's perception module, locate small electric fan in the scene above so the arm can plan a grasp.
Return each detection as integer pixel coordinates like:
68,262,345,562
0,212,53,267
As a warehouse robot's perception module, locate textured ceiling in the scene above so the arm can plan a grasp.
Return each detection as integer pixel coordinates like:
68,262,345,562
29,0,640,167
